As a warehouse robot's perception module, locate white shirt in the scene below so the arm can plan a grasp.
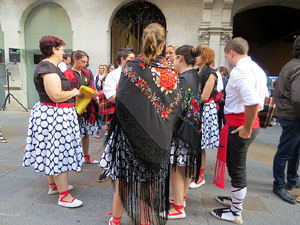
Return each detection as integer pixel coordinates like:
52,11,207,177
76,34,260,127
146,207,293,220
103,66,122,99
58,62,67,72
216,71,224,92
224,56,268,114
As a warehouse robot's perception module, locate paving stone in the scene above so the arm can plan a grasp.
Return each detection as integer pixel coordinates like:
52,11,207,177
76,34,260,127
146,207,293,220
68,170,100,185
0,164,18,178
0,175,35,202
6,166,41,179
248,143,276,163
0,186,46,216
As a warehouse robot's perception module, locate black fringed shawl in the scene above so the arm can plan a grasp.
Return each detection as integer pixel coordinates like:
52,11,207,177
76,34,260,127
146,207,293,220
117,56,181,169
172,69,202,179
110,56,181,225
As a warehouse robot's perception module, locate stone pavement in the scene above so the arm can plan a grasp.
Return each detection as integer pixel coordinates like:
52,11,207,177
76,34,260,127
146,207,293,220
0,111,299,225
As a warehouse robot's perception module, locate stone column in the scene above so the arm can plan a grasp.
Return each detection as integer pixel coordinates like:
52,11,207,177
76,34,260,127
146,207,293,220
198,0,233,68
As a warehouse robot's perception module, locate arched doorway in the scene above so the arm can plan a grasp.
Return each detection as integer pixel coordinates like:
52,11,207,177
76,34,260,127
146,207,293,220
0,23,5,103
233,6,300,76
24,2,72,108
111,0,166,62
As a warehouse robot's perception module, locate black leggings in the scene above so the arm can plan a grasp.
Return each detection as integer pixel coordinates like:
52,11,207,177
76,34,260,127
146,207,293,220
226,127,258,188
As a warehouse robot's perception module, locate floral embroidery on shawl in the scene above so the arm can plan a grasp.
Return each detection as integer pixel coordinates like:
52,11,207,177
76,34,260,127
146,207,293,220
180,87,201,134
122,59,181,120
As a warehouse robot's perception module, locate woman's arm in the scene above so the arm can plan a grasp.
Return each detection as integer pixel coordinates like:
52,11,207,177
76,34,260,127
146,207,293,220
200,74,217,103
42,73,80,103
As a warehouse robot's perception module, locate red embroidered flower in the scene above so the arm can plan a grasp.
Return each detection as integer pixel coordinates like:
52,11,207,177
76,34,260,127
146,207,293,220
162,109,169,118
156,103,160,108
139,62,145,67
158,70,176,91
138,79,143,86
191,98,196,108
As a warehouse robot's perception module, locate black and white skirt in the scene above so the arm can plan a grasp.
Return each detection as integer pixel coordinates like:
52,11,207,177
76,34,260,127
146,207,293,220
23,102,84,176
78,115,99,137
201,100,219,149
99,127,169,183
170,138,191,166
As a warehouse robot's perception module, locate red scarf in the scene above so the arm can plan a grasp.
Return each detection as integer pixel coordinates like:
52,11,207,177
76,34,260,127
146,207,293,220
213,113,259,188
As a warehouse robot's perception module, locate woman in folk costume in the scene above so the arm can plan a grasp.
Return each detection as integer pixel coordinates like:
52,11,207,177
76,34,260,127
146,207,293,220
64,50,99,172
162,45,202,219
189,46,220,189
99,23,181,225
23,36,83,208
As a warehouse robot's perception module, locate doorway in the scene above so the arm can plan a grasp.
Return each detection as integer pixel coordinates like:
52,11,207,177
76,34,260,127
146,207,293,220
111,0,166,62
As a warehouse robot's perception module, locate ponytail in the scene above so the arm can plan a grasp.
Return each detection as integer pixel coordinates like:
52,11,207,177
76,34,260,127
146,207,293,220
141,23,165,66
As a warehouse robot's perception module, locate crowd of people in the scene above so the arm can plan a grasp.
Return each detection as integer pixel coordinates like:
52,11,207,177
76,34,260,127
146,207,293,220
20,22,300,225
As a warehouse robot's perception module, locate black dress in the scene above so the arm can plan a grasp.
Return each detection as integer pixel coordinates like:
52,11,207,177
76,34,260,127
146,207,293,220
170,69,202,177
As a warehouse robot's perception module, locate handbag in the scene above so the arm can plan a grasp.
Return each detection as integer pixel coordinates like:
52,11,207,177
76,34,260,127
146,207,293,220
258,97,276,128
98,90,116,115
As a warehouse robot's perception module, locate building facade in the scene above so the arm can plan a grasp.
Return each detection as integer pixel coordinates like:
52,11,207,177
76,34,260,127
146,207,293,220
0,0,299,110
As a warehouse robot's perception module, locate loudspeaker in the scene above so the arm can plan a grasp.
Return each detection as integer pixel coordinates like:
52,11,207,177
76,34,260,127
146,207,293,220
0,49,4,64
9,48,21,63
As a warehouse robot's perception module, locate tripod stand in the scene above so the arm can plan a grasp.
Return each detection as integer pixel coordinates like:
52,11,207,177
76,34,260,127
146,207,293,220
0,66,28,111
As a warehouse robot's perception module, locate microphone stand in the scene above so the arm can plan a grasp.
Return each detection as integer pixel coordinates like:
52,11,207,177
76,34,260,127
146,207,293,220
0,66,28,111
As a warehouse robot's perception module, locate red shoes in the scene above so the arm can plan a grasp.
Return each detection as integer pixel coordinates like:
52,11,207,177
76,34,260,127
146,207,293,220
109,215,121,225
48,183,73,195
169,196,187,207
84,154,99,164
58,190,83,208
108,212,152,225
159,204,186,219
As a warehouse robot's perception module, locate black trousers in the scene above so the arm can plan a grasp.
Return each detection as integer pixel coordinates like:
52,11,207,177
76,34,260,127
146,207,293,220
226,127,259,188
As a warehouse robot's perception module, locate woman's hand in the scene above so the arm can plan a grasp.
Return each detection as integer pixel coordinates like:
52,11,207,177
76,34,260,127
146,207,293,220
71,88,81,98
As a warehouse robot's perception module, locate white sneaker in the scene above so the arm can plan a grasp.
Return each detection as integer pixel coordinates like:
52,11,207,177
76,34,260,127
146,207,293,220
169,196,186,207
76,167,82,172
48,185,73,195
58,198,83,208
189,178,206,189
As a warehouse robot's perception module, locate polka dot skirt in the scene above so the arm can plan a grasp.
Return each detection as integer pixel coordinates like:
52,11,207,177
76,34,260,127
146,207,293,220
170,138,191,166
78,116,99,137
99,127,169,183
201,100,219,149
23,102,84,176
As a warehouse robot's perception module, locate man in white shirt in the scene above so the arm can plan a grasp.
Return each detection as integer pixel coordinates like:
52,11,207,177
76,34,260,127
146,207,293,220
211,37,268,224
58,54,71,72
98,48,134,182
104,48,134,103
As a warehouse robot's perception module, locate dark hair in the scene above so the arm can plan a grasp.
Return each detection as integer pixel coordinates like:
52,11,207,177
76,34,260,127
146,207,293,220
70,50,88,66
39,35,65,58
63,54,70,60
218,66,229,76
141,23,165,66
114,48,134,66
292,35,300,58
175,45,201,66
224,37,249,55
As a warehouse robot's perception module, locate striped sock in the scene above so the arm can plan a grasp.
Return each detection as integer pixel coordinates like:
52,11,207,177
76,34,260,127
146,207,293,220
230,186,247,215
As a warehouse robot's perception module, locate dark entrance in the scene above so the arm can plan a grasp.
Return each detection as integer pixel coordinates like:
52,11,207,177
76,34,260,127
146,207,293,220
233,6,300,75
111,0,166,62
